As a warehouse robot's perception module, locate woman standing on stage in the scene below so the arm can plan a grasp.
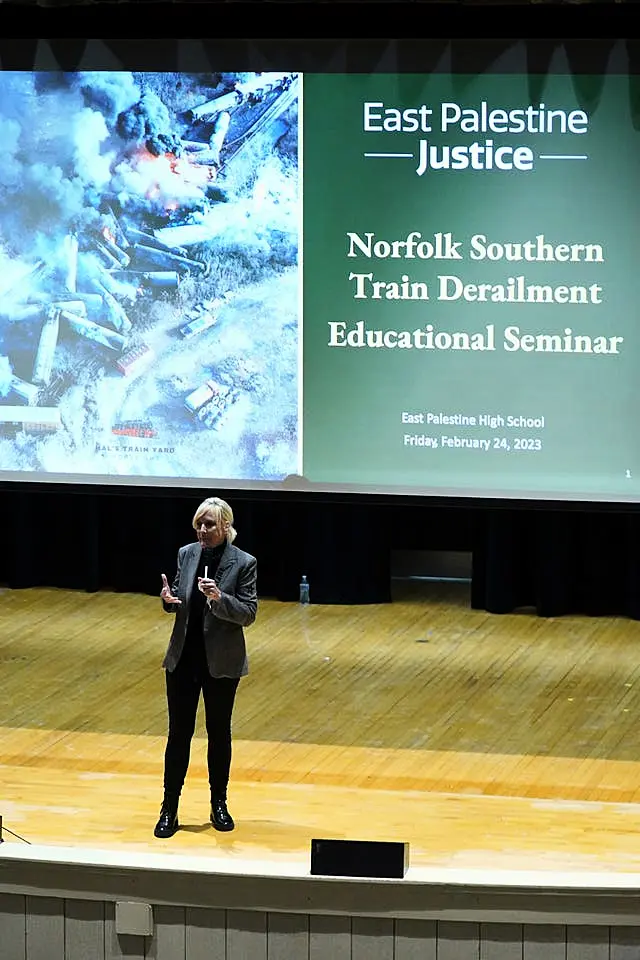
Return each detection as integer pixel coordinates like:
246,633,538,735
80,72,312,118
155,496,258,838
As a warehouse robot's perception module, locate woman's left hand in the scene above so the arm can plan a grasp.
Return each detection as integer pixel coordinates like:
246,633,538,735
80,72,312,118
198,577,222,601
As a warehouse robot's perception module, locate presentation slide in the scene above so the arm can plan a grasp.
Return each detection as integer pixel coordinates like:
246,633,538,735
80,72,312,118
302,71,640,502
1,66,639,503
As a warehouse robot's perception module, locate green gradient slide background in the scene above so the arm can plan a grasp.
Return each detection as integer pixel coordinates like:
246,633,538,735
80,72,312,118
301,72,640,499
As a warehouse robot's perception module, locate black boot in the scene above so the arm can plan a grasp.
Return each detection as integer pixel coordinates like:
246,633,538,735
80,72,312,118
154,800,179,839
210,796,234,832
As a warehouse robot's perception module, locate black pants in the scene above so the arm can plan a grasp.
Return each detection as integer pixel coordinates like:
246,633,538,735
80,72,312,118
163,655,240,804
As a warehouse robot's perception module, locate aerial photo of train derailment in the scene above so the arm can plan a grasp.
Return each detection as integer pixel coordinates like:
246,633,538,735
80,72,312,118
0,70,299,482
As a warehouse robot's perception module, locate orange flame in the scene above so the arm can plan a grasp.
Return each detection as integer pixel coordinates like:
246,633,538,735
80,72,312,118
134,146,217,208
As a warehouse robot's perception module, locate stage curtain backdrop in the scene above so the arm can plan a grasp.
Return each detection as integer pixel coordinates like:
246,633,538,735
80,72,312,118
0,488,393,605
471,509,640,620
1,488,639,619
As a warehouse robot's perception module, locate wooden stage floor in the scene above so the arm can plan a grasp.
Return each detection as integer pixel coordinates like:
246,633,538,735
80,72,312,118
3,580,640,877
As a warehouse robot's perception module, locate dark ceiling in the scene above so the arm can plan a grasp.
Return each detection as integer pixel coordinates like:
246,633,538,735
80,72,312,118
1,0,639,38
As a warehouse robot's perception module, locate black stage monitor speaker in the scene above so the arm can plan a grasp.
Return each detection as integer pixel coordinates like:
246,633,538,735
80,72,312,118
310,838,409,879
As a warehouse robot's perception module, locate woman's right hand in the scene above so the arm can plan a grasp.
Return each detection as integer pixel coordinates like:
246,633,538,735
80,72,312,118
160,573,182,604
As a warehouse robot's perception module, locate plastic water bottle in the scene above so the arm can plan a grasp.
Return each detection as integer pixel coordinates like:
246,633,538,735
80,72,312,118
299,575,310,604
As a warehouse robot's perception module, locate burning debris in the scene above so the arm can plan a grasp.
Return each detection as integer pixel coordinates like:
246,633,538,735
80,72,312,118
0,70,299,475
117,91,183,158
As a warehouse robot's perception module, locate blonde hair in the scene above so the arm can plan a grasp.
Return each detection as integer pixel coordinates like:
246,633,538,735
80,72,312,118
192,496,237,543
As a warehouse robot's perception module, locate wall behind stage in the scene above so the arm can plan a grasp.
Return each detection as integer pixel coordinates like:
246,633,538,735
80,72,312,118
2,14,640,617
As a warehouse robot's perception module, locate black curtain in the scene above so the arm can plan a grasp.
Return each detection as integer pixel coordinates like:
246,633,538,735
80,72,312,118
3,487,640,619
0,488,393,604
472,508,640,619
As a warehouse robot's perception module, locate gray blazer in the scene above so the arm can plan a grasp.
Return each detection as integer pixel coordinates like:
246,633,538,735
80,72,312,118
162,541,257,678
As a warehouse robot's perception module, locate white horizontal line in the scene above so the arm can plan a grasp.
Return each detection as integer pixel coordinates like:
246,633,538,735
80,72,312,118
538,155,588,160
364,152,414,158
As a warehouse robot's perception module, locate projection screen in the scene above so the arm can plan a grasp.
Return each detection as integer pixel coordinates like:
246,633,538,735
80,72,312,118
0,66,638,502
